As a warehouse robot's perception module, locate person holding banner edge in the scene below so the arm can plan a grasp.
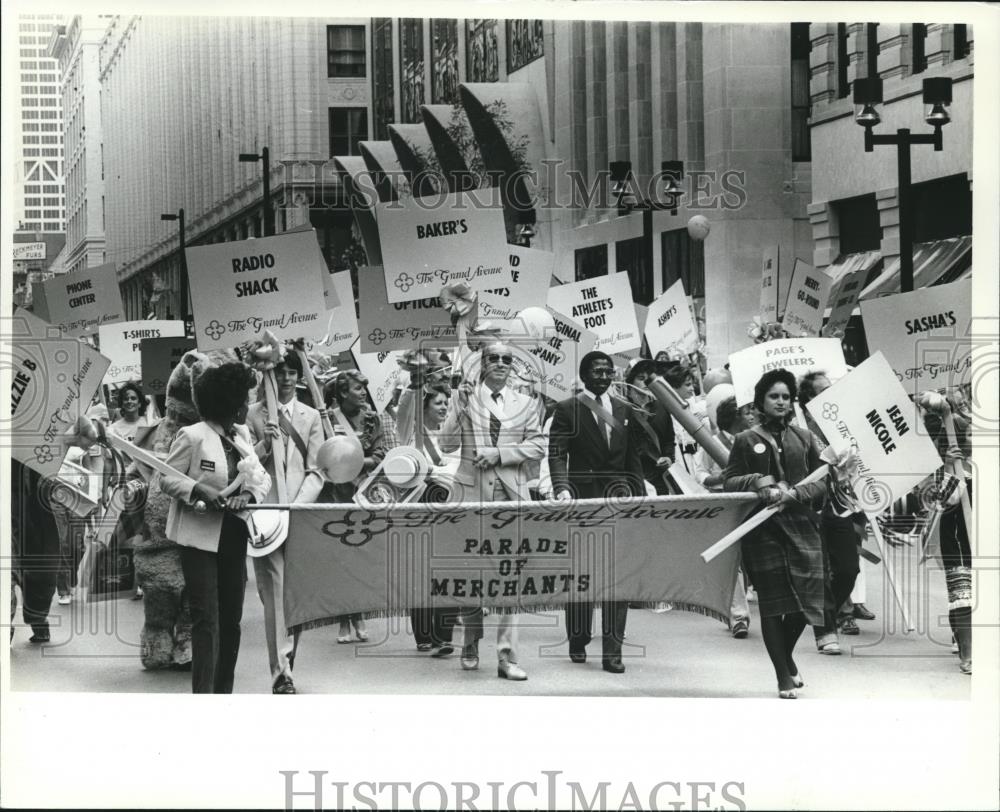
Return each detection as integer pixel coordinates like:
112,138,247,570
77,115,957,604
247,352,324,694
159,362,271,694
437,341,546,680
723,368,827,699
549,351,645,674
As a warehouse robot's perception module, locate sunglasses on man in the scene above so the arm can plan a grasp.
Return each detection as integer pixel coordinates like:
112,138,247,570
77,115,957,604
486,354,514,365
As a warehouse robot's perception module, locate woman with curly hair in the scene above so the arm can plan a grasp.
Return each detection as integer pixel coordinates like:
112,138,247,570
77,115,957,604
325,370,390,643
723,368,827,698
159,362,270,693
110,382,150,443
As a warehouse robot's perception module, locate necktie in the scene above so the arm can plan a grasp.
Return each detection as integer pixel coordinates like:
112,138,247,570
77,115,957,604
594,394,611,446
490,392,501,447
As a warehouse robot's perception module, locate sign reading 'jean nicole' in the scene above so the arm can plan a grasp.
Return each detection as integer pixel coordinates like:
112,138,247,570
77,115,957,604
185,230,327,350
376,188,510,304
805,351,943,514
546,271,641,354
38,262,125,338
859,278,972,396
10,308,111,478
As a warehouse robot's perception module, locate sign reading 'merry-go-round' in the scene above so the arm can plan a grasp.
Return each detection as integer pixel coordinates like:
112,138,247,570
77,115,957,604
185,230,328,350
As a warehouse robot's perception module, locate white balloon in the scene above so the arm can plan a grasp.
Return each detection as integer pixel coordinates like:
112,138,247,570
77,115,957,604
317,435,365,484
516,307,556,341
687,215,711,242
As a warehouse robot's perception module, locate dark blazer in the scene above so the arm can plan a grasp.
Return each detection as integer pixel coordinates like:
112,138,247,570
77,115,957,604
548,392,645,499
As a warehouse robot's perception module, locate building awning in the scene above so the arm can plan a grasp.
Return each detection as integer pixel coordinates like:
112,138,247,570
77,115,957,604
859,235,972,300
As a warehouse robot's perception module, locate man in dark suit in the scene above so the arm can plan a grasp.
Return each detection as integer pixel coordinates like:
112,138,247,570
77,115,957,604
548,350,645,674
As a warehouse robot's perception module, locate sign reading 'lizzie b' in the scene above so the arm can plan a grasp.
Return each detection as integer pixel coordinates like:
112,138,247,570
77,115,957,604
185,230,328,350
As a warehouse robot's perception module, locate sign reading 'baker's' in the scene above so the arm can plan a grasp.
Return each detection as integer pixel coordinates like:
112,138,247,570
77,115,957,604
376,188,510,304
39,263,125,337
185,230,328,350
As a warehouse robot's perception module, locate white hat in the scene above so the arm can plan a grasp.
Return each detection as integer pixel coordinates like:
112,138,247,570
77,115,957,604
380,446,431,489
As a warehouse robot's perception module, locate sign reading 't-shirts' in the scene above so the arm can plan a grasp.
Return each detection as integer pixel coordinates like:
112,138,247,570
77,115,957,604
185,230,328,350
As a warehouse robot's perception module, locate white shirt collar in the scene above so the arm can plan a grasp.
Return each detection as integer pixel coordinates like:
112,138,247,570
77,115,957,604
278,397,296,417
585,388,608,408
480,383,505,402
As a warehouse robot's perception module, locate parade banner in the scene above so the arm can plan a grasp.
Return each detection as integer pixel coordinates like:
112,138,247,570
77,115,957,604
507,308,597,400
281,494,758,629
859,278,972,396
546,271,641,353
781,259,835,338
729,337,847,407
316,271,360,353
376,188,510,304
39,262,125,337
357,265,456,354
760,246,780,322
805,352,943,514
350,340,404,413
98,320,186,385
478,246,555,323
185,230,327,350
8,308,111,478
644,280,699,355
139,336,197,396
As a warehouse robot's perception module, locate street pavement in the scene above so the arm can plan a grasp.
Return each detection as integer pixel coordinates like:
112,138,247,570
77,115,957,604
10,544,969,699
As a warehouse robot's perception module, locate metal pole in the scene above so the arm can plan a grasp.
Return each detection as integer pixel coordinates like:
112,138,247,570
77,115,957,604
262,146,273,237
643,206,654,304
178,208,189,322
896,129,914,293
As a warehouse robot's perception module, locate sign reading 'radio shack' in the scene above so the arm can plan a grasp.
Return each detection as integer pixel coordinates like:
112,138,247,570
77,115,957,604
185,230,328,350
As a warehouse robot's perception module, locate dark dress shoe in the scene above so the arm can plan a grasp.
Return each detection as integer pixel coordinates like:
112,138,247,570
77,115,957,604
853,603,876,620
431,643,454,658
29,627,50,644
170,661,193,672
569,648,587,664
602,658,625,674
272,674,297,694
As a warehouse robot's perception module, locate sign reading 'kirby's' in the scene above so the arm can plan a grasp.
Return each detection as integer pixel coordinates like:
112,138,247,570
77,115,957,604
39,262,125,337
376,188,510,304
10,308,111,477
185,230,328,350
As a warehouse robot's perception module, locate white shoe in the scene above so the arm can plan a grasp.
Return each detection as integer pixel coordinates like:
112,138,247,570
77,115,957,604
57,595,71,606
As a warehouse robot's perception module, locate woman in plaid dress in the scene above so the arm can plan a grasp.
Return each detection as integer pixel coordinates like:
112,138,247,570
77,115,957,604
723,368,827,698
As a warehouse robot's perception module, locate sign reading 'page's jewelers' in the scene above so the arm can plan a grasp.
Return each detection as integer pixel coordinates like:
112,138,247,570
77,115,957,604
185,230,328,350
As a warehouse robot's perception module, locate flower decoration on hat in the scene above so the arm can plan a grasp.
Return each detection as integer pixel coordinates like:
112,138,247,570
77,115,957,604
747,315,787,344
241,329,285,371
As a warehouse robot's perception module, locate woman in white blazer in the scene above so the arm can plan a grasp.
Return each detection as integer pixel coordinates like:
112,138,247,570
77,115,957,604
160,362,270,694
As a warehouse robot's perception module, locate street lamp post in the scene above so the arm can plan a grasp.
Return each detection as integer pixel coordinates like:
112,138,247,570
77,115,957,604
853,76,953,293
239,146,273,237
160,208,187,321
610,160,684,299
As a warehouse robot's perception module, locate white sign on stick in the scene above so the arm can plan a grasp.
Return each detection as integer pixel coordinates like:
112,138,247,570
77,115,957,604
546,272,641,353
478,246,554,324
376,188,510,304
760,246,780,322
728,337,847,407
349,340,405,413
644,280,699,355
510,308,597,400
9,308,111,478
781,259,835,338
806,351,943,514
316,271,359,353
185,230,328,350
40,263,126,337
860,278,972,397
357,266,456,354
98,320,186,385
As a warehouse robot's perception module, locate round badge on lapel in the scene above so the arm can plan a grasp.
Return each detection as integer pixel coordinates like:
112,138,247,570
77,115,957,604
753,443,767,454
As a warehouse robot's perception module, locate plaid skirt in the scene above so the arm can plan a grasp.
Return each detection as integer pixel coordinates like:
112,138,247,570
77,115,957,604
741,514,825,625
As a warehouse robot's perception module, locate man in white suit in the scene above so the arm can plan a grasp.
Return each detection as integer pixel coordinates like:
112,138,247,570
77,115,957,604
246,353,323,694
437,342,545,680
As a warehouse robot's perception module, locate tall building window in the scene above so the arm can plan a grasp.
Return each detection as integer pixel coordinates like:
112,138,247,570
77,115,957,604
431,19,459,104
400,19,424,123
835,194,880,253
866,23,879,77
836,23,850,98
574,244,608,282
615,236,652,305
327,25,366,78
506,20,544,73
953,24,969,60
911,23,927,74
661,229,705,299
329,108,368,156
466,19,499,82
372,18,394,140
791,22,811,161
